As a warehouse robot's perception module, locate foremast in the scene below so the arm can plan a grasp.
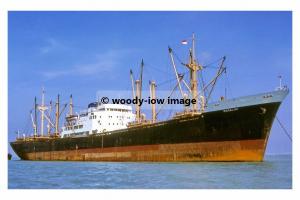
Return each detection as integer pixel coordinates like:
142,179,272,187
17,89,69,141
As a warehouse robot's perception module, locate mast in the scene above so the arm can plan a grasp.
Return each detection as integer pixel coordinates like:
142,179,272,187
40,88,45,136
69,94,73,116
34,96,37,137
134,59,144,123
130,69,135,99
190,33,199,111
55,94,60,136
181,33,202,111
47,101,53,136
135,80,141,123
150,81,156,123
169,47,185,99
46,124,51,136
192,33,196,62
139,59,144,101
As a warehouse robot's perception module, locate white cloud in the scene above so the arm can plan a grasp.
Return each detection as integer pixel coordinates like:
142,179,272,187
40,48,135,80
40,38,64,54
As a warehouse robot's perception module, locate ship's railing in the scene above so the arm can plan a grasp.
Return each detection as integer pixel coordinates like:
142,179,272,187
127,120,153,127
16,134,60,142
173,109,202,119
276,85,288,91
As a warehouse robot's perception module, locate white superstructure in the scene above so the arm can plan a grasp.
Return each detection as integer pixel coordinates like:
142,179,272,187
61,103,135,138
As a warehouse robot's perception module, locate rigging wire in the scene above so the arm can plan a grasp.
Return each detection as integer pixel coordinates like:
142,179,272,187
23,112,32,135
73,105,89,110
276,116,292,142
167,109,173,119
145,63,170,75
172,50,186,66
156,71,189,87
156,78,177,87
172,46,227,100
224,65,233,99
199,69,206,98
202,57,224,68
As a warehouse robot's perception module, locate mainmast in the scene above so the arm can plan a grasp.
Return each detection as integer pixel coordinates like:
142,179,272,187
186,33,202,111
169,33,203,112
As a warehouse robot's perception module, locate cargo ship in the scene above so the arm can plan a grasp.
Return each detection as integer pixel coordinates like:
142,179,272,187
10,34,289,162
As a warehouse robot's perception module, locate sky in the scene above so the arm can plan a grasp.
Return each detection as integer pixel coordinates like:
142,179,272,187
8,11,292,156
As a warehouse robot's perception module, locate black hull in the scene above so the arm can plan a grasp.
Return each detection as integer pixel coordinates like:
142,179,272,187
11,102,280,161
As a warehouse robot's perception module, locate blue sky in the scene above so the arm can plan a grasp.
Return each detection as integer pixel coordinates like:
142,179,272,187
8,11,292,155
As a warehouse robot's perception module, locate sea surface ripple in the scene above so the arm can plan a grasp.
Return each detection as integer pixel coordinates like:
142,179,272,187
8,154,292,189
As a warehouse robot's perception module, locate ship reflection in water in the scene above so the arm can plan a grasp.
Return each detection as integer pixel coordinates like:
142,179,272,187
8,154,291,189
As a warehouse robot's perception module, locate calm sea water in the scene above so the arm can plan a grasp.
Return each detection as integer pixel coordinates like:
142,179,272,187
8,154,292,189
